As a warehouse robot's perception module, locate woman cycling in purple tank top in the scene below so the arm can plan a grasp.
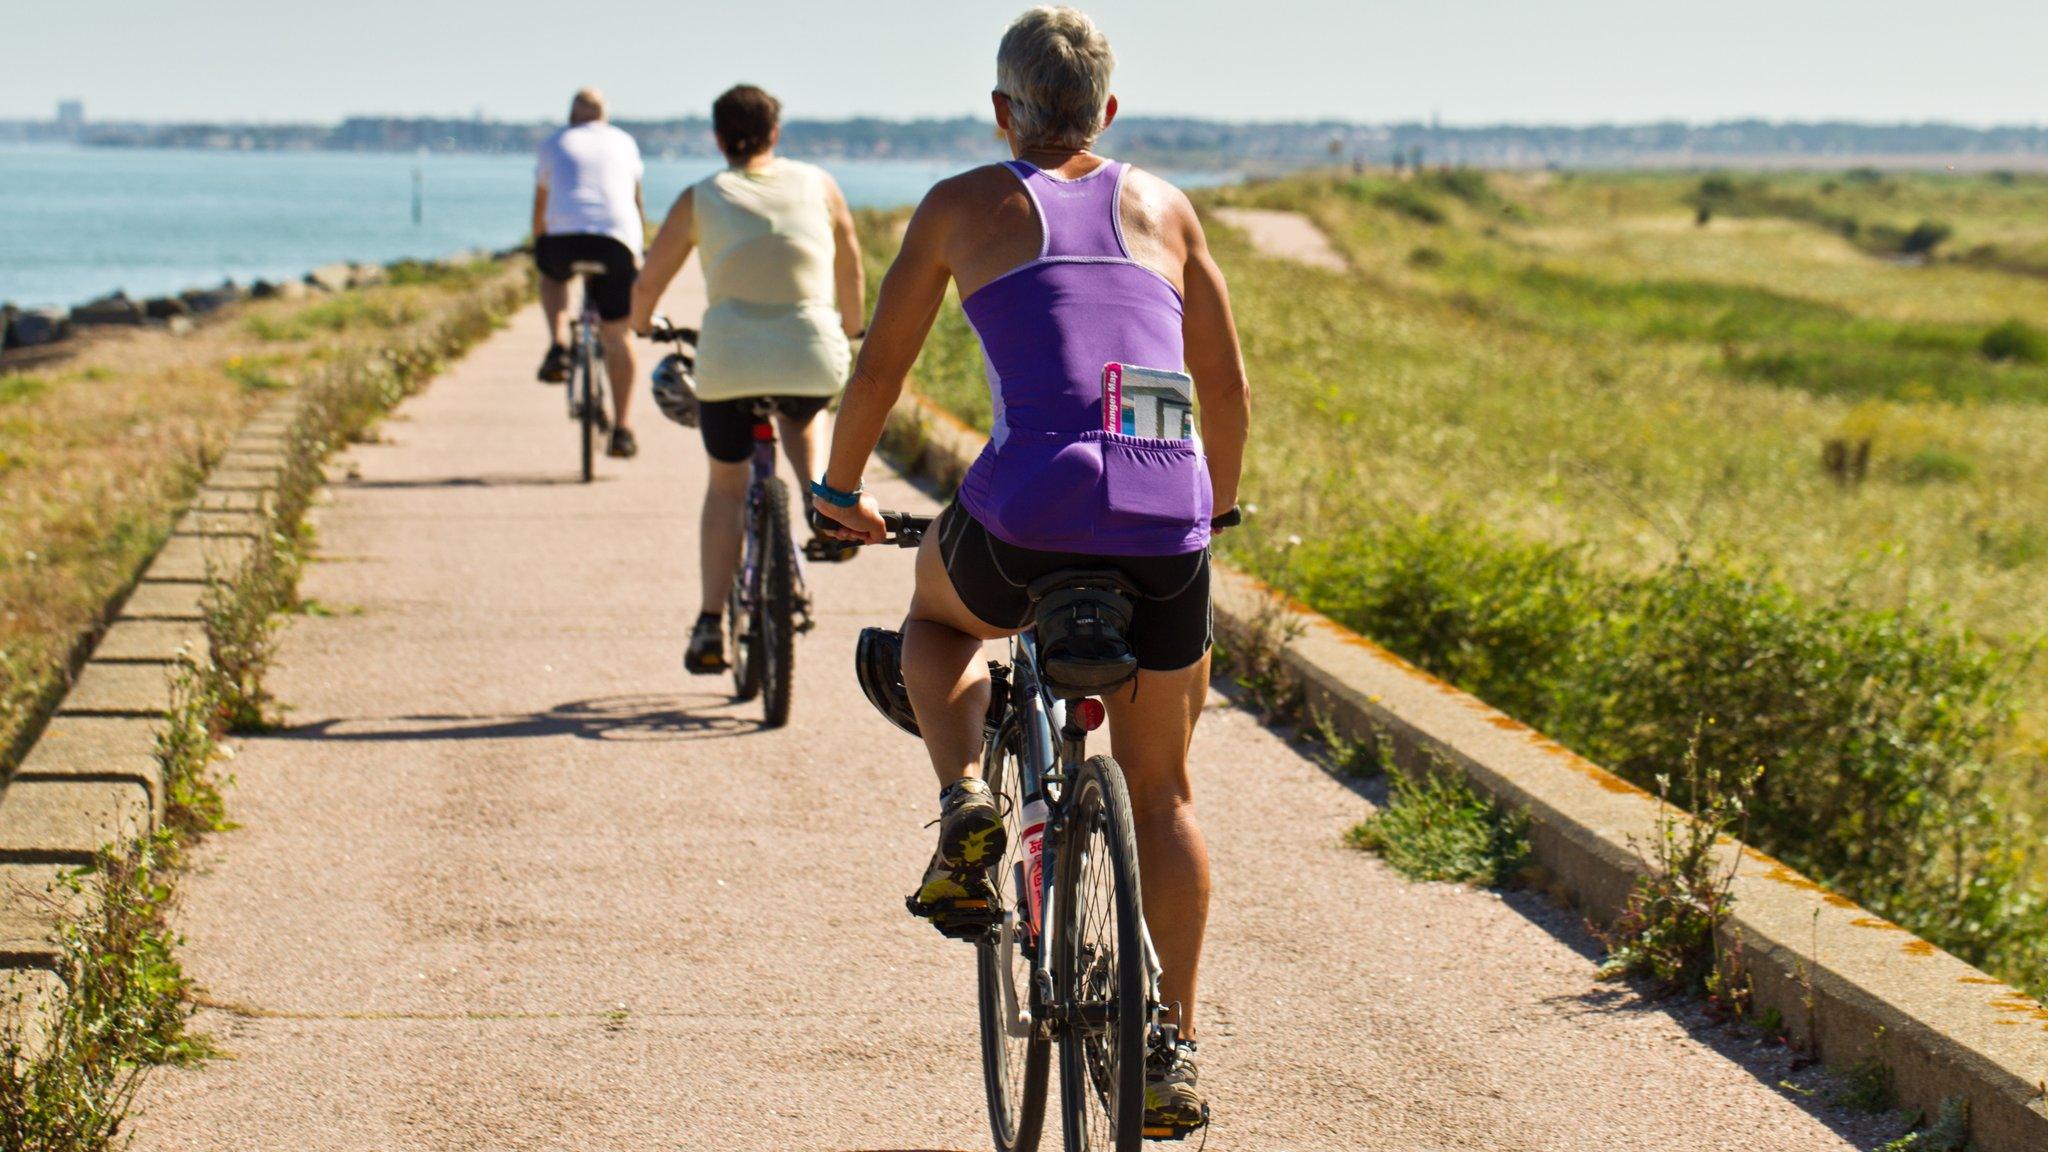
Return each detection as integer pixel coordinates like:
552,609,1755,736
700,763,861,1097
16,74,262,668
811,6,1250,1135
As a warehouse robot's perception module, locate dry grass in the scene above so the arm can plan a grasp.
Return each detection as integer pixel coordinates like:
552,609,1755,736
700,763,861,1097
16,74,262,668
0,264,526,771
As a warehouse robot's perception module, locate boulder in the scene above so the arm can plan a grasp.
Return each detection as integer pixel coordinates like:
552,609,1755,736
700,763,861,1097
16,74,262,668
347,263,387,288
143,296,191,321
6,309,69,348
180,280,245,314
70,292,145,327
304,264,353,293
251,278,307,301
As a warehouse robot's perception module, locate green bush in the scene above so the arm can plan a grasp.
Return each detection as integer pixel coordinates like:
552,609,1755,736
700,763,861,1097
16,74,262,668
1899,445,1976,484
1898,220,1953,256
1246,515,2048,995
1982,318,2047,364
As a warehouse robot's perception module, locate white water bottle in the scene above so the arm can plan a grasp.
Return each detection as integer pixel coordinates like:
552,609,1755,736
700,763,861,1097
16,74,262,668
1021,795,1048,933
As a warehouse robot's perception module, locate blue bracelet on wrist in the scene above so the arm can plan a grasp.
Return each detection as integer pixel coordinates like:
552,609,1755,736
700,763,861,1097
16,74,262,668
810,479,863,507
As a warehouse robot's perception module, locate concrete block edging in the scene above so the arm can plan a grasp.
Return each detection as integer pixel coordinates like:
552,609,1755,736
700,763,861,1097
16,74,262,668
886,392,2048,1151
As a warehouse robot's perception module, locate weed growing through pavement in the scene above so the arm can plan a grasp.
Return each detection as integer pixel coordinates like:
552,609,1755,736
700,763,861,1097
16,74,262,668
1213,592,1306,725
0,834,210,1150
1346,756,1532,886
157,658,233,838
1878,1096,1972,1152
1596,731,1760,997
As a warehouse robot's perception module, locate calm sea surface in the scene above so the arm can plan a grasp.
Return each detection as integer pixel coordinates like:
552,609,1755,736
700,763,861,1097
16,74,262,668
0,144,1231,309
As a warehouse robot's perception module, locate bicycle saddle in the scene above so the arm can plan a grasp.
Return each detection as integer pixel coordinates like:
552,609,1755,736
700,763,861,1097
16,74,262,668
1027,569,1141,699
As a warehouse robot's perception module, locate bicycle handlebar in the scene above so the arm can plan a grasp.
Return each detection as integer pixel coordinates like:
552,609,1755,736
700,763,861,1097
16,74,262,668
860,506,1241,550
645,315,697,344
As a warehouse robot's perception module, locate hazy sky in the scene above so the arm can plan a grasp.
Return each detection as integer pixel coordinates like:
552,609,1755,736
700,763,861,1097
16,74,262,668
5,0,2043,127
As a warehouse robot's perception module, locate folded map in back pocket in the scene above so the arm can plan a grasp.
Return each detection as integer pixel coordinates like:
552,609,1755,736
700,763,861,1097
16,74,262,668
1102,362,1198,443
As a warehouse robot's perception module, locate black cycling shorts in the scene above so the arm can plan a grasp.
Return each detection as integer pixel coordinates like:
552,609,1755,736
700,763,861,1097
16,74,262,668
534,233,637,322
935,501,1212,673
698,394,832,463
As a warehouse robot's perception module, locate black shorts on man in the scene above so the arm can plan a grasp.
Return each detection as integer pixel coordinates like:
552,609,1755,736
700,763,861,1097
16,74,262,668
534,234,637,323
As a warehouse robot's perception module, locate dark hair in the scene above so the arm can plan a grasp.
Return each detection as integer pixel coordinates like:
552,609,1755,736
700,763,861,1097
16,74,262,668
713,85,782,161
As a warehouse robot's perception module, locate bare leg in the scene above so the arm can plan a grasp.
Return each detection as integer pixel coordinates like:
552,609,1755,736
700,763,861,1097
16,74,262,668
600,319,636,430
1104,657,1213,1040
903,531,1016,786
539,276,570,348
699,459,749,616
775,407,829,491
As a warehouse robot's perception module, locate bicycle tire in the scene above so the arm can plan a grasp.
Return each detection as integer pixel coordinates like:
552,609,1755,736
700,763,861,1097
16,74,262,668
758,475,797,727
977,718,1050,1151
578,340,598,483
728,542,761,703
1055,755,1148,1152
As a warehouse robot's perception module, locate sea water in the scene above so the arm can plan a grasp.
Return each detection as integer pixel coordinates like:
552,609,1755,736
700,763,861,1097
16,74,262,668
0,144,1230,309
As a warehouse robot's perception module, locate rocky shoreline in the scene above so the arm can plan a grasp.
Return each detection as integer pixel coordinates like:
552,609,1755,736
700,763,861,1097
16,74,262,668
0,245,517,361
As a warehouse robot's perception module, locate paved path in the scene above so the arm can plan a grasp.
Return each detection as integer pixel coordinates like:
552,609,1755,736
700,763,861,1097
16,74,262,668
1210,208,1348,272
129,265,1888,1151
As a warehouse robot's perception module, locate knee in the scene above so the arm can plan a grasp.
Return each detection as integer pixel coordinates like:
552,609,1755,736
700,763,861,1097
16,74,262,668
704,462,750,498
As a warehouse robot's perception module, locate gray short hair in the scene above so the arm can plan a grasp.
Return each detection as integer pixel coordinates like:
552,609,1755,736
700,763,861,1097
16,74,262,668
997,7,1115,150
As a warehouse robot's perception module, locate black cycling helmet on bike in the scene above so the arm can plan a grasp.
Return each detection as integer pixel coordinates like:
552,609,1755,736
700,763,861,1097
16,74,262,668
855,627,921,738
648,322,701,427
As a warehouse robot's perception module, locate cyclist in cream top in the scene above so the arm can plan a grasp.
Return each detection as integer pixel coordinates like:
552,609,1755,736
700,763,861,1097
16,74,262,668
631,84,866,675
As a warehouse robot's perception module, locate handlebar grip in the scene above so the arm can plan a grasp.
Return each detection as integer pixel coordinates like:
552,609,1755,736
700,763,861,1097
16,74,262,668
1211,506,1243,531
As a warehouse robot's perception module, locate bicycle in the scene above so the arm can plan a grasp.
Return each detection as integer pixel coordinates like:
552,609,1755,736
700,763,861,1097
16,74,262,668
854,508,1234,1151
562,259,613,483
647,321,814,727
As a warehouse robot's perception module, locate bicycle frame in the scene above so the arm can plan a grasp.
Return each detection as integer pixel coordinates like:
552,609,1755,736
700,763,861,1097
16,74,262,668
997,631,1165,1042
732,402,810,635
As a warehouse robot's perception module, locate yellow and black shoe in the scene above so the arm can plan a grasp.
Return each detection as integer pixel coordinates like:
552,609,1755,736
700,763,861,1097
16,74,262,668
905,851,999,941
934,777,1006,870
1142,1027,1209,1141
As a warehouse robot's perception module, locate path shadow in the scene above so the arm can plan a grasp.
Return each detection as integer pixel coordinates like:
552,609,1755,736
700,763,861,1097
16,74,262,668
275,694,754,744
341,472,594,490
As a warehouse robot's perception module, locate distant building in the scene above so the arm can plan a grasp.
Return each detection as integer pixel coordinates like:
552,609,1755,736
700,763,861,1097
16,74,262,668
56,100,84,135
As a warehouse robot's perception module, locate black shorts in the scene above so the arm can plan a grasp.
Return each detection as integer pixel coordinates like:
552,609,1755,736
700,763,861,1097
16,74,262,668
936,501,1212,672
698,395,832,463
534,233,637,322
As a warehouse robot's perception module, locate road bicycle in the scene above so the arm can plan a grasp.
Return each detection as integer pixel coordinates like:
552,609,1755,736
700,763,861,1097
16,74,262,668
648,322,815,727
856,509,1231,1151
563,259,612,483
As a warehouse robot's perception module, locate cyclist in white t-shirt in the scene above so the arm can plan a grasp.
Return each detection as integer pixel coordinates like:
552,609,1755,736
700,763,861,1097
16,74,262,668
533,87,646,458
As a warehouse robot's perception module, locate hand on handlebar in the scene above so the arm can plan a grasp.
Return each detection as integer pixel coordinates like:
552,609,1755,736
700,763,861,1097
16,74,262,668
811,491,888,545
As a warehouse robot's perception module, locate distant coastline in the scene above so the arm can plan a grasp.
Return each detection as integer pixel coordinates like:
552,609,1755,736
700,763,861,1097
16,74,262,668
4,114,2047,172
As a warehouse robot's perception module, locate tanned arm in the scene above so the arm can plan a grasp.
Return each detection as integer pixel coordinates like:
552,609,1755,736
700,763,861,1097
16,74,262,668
1176,194,1251,514
531,185,548,244
825,176,868,339
629,187,696,335
812,184,957,541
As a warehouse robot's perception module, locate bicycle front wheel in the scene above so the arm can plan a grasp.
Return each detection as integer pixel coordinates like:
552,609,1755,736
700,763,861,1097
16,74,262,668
1054,755,1147,1152
578,344,598,482
757,476,797,728
978,719,1049,1151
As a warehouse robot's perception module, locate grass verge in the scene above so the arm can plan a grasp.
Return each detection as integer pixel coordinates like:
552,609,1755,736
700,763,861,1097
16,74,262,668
0,266,523,1146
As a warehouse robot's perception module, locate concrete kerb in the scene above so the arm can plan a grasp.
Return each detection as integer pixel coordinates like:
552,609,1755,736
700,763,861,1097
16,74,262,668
887,391,2048,1151
0,332,383,1029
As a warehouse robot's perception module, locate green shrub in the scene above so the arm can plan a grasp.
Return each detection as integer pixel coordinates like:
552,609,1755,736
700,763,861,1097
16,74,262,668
1981,318,2047,364
1247,517,2048,996
1347,764,1530,886
1899,445,1976,484
1897,220,1953,256
1370,186,1446,225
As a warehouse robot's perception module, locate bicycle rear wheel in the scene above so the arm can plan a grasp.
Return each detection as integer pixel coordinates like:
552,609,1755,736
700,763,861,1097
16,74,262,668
978,719,1050,1151
757,476,797,727
1055,755,1147,1152
578,341,598,483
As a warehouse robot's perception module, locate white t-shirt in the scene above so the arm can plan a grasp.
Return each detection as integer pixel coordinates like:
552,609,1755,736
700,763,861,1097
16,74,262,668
535,121,645,257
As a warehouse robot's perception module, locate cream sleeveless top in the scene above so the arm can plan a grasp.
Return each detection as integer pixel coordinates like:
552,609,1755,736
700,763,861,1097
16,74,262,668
690,158,851,401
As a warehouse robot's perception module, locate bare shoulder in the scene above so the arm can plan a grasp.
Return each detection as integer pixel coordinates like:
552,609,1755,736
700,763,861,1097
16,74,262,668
921,164,1029,217
1120,166,1201,242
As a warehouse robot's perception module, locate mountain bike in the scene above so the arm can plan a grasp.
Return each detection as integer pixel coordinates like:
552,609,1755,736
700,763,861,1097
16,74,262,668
855,510,1224,1151
563,259,612,483
649,324,814,727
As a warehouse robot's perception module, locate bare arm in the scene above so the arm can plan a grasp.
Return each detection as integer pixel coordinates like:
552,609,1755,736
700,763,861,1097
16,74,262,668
629,187,696,335
824,177,867,338
812,191,955,541
635,182,647,247
1178,200,1251,514
531,185,548,243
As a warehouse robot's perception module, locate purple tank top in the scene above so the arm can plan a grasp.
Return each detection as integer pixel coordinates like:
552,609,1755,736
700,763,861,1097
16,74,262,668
955,159,1211,556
